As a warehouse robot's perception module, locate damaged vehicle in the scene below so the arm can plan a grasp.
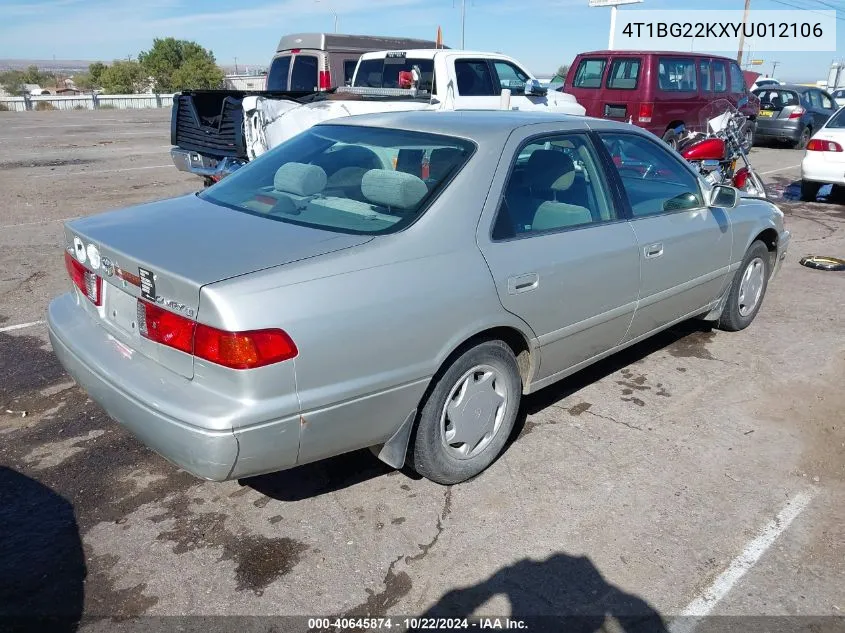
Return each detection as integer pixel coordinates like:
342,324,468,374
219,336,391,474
171,48,585,184
50,111,789,485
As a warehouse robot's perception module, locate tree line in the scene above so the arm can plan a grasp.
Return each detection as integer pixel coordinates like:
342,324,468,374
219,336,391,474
0,38,225,95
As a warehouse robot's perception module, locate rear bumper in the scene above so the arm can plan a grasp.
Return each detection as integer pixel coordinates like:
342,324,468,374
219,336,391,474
754,120,802,143
801,155,845,185
47,293,300,481
171,148,246,180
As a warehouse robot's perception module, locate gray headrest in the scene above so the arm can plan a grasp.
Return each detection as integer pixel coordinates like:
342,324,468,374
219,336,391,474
526,150,575,191
274,162,327,196
362,169,428,209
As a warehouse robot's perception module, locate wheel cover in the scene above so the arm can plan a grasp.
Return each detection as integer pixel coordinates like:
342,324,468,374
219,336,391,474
738,257,765,316
440,364,509,460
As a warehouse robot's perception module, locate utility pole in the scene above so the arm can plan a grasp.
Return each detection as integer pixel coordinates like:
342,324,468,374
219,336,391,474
461,0,466,49
333,10,338,33
234,57,239,74
737,0,751,65
770,60,780,77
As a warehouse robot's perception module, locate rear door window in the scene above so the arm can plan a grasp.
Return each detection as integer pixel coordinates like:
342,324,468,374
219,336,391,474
573,58,607,88
606,58,641,89
729,62,747,93
600,133,703,217
808,90,823,109
290,55,318,91
266,55,292,90
454,60,497,96
820,91,834,110
711,61,728,92
700,60,712,91
657,58,697,92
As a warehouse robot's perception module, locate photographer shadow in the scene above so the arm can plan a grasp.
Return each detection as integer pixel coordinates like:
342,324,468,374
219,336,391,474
418,552,668,633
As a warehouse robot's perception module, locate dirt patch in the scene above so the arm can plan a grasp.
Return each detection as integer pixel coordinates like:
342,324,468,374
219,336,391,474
666,329,716,360
151,494,309,596
1,157,99,170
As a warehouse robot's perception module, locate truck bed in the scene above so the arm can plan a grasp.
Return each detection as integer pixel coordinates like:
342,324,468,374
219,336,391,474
171,89,316,160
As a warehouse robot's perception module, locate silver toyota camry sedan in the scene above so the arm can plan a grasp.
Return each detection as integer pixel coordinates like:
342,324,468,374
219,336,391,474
49,111,790,485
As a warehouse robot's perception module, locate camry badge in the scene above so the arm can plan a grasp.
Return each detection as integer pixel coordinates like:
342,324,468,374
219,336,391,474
101,257,114,277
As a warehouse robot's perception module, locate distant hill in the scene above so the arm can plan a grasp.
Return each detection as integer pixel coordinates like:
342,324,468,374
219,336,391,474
0,59,99,72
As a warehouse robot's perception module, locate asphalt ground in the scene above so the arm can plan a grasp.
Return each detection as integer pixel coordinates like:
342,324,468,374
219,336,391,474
0,109,843,633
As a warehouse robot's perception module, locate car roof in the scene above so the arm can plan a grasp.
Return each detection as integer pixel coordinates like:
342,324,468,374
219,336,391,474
358,49,508,60
319,110,635,141
574,50,736,60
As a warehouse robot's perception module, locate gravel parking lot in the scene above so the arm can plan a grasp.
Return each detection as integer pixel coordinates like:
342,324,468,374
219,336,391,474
1,109,843,632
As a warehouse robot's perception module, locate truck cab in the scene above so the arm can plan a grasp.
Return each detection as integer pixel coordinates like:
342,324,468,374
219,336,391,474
352,49,584,114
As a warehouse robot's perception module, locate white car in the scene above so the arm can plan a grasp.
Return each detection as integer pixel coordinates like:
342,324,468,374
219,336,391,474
832,88,845,108
800,105,845,200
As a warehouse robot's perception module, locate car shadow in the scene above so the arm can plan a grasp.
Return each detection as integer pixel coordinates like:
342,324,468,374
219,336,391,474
416,552,668,633
242,448,419,502
247,320,716,501
0,466,86,633
510,319,715,441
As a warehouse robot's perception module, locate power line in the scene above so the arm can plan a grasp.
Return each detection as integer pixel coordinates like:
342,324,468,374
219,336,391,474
765,0,845,20
799,0,845,10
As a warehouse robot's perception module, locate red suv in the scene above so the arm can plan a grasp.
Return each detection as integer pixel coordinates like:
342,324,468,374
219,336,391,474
564,50,760,148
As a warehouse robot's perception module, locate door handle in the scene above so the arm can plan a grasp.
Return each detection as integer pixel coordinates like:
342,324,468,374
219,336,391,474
644,243,664,259
507,273,539,294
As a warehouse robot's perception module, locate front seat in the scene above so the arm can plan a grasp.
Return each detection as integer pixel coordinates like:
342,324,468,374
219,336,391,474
522,151,593,230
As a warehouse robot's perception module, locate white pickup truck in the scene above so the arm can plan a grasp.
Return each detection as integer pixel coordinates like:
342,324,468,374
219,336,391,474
171,49,585,182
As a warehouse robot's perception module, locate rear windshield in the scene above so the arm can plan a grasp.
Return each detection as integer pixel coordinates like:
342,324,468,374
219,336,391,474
607,58,641,89
658,58,697,92
353,57,435,91
199,125,474,235
266,54,318,91
573,58,606,88
754,89,800,109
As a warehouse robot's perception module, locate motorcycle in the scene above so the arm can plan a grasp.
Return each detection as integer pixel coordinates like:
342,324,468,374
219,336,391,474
676,100,767,199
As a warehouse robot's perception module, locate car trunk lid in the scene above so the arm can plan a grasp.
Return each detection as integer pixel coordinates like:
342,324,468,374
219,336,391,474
64,193,372,378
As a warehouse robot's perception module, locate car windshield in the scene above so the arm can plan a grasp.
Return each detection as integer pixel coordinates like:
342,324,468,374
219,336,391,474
826,107,845,128
200,125,474,235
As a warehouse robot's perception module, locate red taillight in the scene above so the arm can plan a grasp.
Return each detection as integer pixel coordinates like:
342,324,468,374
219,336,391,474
807,139,843,152
137,300,297,369
788,107,805,120
318,70,331,90
64,251,101,306
638,103,654,123
137,300,195,354
194,325,298,370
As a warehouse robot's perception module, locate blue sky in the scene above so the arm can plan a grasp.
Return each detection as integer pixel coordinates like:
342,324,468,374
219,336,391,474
0,0,842,81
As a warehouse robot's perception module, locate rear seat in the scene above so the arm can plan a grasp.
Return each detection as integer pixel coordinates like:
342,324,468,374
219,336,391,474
306,169,429,221
269,162,328,214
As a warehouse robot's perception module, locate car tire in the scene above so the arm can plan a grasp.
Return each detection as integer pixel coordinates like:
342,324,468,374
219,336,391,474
662,128,679,150
800,179,822,202
409,340,522,485
794,126,811,150
718,240,771,332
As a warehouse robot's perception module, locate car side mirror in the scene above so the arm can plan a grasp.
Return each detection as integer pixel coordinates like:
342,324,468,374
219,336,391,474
524,79,547,97
709,184,739,208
